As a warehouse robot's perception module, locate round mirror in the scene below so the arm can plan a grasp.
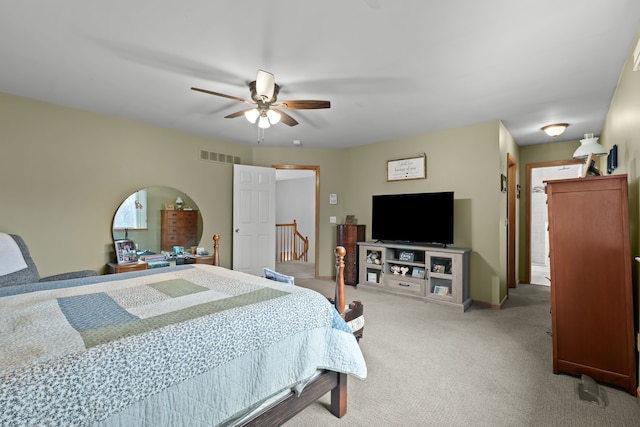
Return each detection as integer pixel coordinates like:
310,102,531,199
112,187,203,255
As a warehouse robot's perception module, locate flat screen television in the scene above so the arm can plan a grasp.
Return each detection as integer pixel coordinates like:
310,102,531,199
371,192,454,246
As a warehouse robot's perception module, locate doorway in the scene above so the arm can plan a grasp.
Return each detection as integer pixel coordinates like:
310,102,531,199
525,160,583,285
507,153,517,289
273,165,319,279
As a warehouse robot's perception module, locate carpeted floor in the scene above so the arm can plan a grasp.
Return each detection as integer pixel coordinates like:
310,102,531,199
283,278,640,427
275,261,315,279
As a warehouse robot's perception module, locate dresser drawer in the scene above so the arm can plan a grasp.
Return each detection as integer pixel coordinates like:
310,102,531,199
385,277,424,297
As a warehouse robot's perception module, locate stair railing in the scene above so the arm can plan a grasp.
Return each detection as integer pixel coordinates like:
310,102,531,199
276,219,309,262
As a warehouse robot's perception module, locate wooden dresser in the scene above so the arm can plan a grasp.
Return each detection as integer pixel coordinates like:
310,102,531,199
336,224,365,286
546,175,636,395
161,210,199,252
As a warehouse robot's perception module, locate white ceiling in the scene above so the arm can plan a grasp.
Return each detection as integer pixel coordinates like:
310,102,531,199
1,1,639,149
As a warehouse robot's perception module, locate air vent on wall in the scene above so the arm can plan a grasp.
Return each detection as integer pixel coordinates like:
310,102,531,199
199,150,241,165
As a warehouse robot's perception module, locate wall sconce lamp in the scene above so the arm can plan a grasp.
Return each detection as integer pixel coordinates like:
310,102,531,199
541,123,569,137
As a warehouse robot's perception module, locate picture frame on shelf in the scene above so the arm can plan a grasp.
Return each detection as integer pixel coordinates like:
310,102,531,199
399,250,415,262
432,264,446,274
367,271,378,283
433,285,449,296
412,267,425,279
164,203,175,210
114,239,137,264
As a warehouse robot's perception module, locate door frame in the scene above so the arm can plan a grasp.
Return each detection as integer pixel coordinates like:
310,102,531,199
272,164,320,279
507,153,517,289
524,159,583,284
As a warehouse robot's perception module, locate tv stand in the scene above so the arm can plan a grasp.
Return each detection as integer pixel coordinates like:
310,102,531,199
358,241,471,311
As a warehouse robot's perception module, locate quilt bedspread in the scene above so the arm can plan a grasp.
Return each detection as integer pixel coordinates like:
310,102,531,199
0,265,367,426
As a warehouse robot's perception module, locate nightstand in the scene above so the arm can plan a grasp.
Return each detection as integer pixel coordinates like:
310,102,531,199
182,254,214,265
107,262,148,274
194,254,214,264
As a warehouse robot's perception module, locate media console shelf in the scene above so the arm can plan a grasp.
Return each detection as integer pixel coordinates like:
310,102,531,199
358,242,471,311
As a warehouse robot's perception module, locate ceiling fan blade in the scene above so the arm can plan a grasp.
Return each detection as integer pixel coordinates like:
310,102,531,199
255,70,275,102
224,108,255,119
191,87,253,104
272,108,299,126
276,100,331,110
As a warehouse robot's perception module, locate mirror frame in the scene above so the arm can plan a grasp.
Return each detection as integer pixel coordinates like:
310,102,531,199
112,186,203,254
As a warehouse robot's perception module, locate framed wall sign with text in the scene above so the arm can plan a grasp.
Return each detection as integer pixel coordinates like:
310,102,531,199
387,156,426,181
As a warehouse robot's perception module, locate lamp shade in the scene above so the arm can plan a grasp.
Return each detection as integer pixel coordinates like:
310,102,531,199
541,123,569,137
244,109,260,124
266,109,281,125
573,133,607,159
258,115,270,129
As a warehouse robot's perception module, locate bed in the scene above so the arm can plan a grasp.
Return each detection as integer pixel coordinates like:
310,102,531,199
0,242,366,426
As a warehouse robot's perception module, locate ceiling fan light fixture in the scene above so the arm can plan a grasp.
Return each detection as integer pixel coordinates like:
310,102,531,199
258,115,271,129
541,123,569,137
266,109,281,125
244,108,260,124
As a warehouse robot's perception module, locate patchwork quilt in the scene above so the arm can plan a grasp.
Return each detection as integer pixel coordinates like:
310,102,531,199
0,265,367,426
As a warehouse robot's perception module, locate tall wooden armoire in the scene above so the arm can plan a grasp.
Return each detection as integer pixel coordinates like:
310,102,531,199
336,224,365,286
546,174,636,395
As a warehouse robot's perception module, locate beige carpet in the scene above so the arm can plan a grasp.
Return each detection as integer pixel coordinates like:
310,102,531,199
275,261,315,279
283,279,640,427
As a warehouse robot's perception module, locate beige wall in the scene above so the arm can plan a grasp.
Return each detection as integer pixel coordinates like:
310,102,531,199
1,91,512,305
0,92,252,273
255,121,513,304
332,120,507,304
600,28,640,388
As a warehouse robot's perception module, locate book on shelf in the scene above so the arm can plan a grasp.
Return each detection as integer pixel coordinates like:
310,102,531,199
147,260,170,269
142,254,166,262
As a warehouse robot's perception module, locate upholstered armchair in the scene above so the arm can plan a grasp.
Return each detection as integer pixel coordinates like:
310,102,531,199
0,233,97,288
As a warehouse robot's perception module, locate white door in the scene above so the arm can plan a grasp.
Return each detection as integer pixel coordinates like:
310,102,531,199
233,165,276,276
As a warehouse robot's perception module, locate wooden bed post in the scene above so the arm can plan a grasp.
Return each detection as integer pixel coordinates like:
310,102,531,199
330,372,348,418
335,246,346,319
212,234,220,266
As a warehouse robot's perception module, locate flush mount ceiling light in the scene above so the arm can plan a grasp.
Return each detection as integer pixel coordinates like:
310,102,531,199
541,123,569,137
573,133,607,159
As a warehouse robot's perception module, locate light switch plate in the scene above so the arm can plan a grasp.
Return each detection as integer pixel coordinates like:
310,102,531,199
329,216,337,223
329,193,338,205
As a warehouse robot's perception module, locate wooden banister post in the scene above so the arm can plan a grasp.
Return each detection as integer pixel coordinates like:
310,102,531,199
212,234,220,266
335,246,346,319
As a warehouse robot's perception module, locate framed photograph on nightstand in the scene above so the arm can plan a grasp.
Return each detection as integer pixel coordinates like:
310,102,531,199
114,239,137,264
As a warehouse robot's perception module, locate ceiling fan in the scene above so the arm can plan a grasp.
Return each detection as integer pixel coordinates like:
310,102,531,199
191,70,330,128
